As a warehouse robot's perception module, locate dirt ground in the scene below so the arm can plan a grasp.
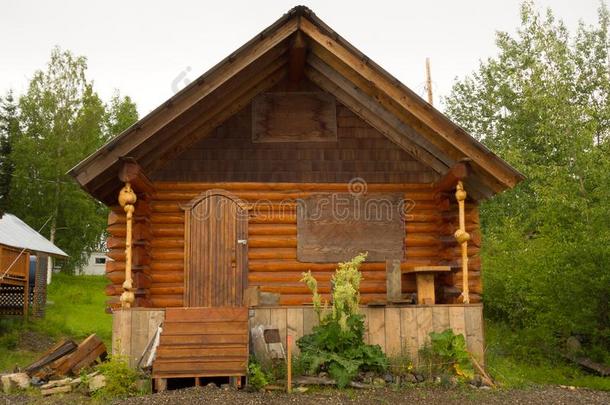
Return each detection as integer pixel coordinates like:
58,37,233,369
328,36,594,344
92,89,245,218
2,384,609,405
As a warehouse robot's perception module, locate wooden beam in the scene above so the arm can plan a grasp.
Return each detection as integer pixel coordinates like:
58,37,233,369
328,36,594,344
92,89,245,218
304,67,448,174
118,158,154,196
300,17,524,189
434,161,470,193
307,54,453,169
73,16,299,188
288,32,307,87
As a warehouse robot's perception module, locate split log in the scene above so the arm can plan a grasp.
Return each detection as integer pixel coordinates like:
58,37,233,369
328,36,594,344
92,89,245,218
24,339,77,376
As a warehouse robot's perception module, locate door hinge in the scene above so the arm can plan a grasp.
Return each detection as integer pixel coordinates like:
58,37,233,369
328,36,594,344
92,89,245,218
237,239,248,245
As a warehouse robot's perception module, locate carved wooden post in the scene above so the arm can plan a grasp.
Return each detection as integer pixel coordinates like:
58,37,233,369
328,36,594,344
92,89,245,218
454,181,470,304
118,182,137,308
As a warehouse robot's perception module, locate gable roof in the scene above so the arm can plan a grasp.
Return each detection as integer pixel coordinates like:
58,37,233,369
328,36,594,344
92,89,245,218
69,6,524,203
0,213,68,257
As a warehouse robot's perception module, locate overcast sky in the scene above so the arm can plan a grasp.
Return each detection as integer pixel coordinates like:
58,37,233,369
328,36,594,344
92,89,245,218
0,0,602,115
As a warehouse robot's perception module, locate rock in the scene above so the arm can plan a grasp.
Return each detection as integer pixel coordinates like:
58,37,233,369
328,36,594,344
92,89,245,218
566,336,582,355
404,373,417,384
30,376,43,386
88,374,106,392
318,372,328,378
294,386,309,393
479,385,491,390
383,373,393,383
434,376,441,384
372,377,386,387
1,373,31,393
42,385,72,396
206,382,218,389
414,373,425,383
220,383,230,390
41,378,72,389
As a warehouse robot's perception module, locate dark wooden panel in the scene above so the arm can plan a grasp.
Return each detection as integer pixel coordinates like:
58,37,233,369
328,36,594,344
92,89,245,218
297,193,405,262
252,92,337,142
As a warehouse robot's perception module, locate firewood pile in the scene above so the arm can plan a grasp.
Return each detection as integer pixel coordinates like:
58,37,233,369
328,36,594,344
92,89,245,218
0,334,108,395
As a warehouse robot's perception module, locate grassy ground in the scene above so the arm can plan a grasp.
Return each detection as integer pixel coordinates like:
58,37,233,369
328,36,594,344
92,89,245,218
0,273,111,372
485,322,610,391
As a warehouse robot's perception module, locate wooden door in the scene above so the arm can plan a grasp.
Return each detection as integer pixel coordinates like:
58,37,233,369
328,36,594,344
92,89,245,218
183,190,248,307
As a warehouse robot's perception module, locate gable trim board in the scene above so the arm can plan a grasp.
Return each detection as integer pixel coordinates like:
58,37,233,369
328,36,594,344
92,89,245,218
69,6,524,203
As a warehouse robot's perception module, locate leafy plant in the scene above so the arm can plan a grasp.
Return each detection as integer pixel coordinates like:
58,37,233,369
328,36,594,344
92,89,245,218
297,253,388,388
247,357,270,391
420,329,474,381
93,355,140,399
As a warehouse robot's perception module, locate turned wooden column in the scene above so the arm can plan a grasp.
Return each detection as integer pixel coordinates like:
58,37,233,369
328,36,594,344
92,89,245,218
118,182,137,308
454,181,471,304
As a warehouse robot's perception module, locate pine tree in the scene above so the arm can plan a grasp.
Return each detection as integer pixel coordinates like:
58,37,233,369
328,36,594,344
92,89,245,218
0,91,19,214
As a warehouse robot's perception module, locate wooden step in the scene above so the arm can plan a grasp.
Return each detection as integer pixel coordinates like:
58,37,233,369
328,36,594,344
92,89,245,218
152,307,248,381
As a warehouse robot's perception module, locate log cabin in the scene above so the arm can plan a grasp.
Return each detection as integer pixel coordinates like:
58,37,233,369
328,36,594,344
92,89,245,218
0,213,68,317
69,6,524,389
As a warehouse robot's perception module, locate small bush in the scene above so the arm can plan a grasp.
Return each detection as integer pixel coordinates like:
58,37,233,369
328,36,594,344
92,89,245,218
297,253,388,388
419,329,474,381
247,357,269,391
94,355,140,399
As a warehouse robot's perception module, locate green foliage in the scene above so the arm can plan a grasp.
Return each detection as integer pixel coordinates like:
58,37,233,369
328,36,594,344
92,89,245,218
6,47,138,272
297,253,388,388
444,1,610,356
486,321,610,391
420,329,474,381
0,273,111,372
247,357,270,391
0,91,19,213
94,355,140,399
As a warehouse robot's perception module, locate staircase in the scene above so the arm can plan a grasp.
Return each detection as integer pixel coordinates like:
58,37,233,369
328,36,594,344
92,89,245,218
152,307,249,383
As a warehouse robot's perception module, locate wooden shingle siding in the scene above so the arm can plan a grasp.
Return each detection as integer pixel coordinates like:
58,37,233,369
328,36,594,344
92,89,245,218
151,101,438,184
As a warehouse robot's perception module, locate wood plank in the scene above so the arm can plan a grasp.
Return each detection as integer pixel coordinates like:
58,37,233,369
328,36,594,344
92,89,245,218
384,307,401,357
367,307,385,351
153,360,246,373
416,307,433,352
302,307,319,335
165,307,248,322
432,306,450,333
386,260,401,301
464,306,485,366
269,308,287,347
162,321,248,335
156,347,248,358
400,308,419,363
159,334,248,346
286,308,304,352
449,306,466,337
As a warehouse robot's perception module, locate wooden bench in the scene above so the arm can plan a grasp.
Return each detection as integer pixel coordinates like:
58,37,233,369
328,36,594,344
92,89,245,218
408,266,451,305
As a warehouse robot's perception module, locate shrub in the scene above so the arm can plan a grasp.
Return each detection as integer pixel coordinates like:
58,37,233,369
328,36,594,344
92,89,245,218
297,253,388,387
93,355,140,399
419,329,474,381
247,357,269,391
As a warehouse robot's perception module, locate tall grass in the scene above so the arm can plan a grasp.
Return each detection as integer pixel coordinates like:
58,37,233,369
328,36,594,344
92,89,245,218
0,273,111,371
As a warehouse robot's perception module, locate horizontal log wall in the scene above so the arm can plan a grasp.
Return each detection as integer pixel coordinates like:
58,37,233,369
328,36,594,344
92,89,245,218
250,304,484,365
105,182,482,308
